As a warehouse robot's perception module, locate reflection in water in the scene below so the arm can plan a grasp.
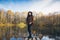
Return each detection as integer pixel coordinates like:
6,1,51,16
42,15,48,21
41,36,50,40
41,36,55,40
0,26,60,40
2,36,60,40
10,36,16,40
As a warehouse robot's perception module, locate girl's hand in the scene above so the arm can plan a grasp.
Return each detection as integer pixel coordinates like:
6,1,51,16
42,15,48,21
29,22,32,24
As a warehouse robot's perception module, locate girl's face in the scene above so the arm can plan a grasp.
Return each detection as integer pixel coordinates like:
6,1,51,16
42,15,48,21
29,13,31,15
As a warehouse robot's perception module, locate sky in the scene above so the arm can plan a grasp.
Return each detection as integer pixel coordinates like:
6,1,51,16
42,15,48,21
0,0,60,15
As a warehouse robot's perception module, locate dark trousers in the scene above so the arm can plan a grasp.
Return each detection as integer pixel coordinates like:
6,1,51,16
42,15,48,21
28,24,32,38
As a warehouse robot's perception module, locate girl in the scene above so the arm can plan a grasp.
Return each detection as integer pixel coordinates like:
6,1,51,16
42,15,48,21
26,11,34,39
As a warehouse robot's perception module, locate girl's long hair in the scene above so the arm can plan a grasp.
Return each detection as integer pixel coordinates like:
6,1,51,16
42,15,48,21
27,11,33,17
26,11,33,21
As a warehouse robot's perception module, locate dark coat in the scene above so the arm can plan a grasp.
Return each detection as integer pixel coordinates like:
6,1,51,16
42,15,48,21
26,16,34,25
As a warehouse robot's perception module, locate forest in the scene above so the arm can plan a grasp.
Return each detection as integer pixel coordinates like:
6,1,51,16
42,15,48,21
0,9,60,39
